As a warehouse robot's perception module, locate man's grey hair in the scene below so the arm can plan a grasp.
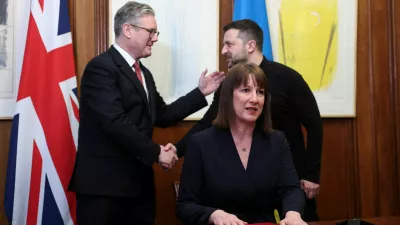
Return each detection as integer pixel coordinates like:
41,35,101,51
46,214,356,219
114,1,155,37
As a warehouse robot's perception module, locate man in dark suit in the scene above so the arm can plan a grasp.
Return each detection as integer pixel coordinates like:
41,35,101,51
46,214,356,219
68,2,224,225
176,19,323,222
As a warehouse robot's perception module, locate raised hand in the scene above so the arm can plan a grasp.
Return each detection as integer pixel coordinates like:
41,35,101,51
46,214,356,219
197,69,225,96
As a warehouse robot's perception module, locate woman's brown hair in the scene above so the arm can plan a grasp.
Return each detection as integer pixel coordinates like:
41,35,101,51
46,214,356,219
213,63,272,133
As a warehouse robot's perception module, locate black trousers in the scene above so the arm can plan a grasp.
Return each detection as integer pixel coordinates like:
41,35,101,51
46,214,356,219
76,188,156,225
303,197,319,222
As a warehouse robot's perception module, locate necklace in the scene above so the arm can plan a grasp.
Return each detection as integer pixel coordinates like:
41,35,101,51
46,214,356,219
241,148,247,152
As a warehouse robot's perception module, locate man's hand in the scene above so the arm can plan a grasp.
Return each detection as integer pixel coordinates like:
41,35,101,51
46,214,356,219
197,69,225,96
164,143,177,154
208,210,248,225
301,179,320,199
158,144,178,170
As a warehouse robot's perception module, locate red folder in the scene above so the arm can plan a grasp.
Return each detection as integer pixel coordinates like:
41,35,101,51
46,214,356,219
250,223,277,225
249,222,276,225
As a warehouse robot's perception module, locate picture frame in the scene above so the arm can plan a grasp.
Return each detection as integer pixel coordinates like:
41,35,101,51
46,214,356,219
267,0,358,117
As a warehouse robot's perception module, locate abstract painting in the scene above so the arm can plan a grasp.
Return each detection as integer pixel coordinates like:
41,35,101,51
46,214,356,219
0,0,17,118
267,0,357,117
109,0,219,120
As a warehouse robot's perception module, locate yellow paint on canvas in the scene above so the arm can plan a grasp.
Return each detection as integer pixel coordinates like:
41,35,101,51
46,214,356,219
278,0,338,91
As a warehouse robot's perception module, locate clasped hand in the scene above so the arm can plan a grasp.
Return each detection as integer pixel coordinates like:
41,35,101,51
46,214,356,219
300,179,320,199
158,143,178,170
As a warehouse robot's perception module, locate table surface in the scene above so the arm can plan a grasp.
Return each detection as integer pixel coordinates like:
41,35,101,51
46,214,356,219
250,216,400,225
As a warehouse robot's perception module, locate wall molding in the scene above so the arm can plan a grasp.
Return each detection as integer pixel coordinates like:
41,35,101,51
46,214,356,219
94,0,109,55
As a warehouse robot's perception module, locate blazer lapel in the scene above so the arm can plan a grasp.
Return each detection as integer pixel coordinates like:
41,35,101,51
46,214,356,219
141,65,156,123
216,129,249,172
108,46,150,110
215,129,269,173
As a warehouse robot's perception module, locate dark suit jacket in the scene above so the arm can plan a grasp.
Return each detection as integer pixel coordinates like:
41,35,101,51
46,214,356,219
176,57,323,183
69,46,208,197
176,126,305,225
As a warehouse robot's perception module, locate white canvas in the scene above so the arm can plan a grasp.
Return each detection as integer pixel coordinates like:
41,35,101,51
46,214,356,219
267,0,357,117
109,0,219,120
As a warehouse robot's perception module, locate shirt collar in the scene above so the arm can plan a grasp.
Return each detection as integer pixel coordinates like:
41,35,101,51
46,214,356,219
113,43,137,67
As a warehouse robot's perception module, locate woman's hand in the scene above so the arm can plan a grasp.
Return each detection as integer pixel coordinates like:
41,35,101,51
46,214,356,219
209,210,248,225
279,211,307,225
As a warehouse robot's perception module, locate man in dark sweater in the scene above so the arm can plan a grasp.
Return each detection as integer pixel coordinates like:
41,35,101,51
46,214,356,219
175,19,323,222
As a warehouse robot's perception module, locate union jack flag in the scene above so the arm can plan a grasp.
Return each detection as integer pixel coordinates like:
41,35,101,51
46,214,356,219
4,0,78,224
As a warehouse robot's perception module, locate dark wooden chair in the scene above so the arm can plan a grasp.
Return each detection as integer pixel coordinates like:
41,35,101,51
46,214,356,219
173,181,180,200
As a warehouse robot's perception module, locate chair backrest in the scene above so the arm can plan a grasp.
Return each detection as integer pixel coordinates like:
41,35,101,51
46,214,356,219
173,181,180,200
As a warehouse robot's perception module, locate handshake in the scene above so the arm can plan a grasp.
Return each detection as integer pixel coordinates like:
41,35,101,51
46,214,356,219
158,143,178,170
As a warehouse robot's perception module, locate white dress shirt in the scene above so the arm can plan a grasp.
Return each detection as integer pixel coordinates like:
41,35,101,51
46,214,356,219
113,43,149,99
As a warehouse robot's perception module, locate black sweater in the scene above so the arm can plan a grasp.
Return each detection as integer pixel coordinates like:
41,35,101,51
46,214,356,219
176,57,323,183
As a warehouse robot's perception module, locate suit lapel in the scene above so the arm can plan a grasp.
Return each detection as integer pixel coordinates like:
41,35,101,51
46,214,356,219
141,64,156,122
216,129,248,172
246,131,266,173
108,46,150,110
216,128,267,173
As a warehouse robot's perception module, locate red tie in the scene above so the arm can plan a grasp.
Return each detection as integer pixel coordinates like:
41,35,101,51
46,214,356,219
133,61,143,85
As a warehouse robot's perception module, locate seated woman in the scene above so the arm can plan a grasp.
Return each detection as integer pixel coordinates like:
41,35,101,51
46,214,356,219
176,63,306,225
